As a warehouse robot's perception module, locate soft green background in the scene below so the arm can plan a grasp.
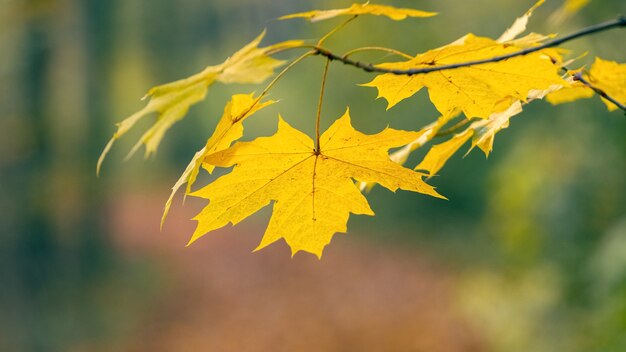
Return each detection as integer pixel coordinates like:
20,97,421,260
1,0,625,351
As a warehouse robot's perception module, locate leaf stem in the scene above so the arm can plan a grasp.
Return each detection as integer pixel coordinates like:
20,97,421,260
312,16,626,75
573,71,626,113
342,46,414,60
235,50,315,122
315,58,331,153
317,15,358,45
244,15,359,119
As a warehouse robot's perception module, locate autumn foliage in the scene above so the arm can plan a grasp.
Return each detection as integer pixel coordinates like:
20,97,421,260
98,1,625,258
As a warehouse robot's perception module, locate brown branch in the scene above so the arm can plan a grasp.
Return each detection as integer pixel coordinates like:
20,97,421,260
312,16,626,75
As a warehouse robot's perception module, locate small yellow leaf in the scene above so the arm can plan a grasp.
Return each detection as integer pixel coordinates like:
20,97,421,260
279,3,436,22
470,100,523,157
97,75,213,175
218,37,304,84
546,58,625,111
189,109,443,257
363,34,565,117
415,129,473,176
497,0,545,43
161,93,274,227
97,31,303,174
588,58,626,112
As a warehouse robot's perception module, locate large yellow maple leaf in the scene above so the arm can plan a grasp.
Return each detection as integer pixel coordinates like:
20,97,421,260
97,31,302,174
279,3,436,22
189,109,444,257
362,34,565,118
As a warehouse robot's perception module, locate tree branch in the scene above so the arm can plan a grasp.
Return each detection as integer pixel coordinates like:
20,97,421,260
312,16,626,75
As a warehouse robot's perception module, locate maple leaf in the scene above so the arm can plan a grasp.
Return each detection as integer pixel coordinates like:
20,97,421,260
97,31,303,174
279,3,436,22
362,34,565,118
586,58,626,111
161,93,275,227
547,58,626,111
189,109,444,258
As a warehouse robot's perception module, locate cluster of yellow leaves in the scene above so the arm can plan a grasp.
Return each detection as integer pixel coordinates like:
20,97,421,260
407,54,626,179
103,1,624,258
97,31,303,174
361,0,571,180
161,3,442,256
362,33,565,117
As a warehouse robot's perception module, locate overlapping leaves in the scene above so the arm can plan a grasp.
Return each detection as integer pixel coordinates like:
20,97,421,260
97,31,302,174
362,34,565,117
101,1,624,258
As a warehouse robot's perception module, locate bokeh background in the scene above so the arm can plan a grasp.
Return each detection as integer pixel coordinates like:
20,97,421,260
1,0,625,351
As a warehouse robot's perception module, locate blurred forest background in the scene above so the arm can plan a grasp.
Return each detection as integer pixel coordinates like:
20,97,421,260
1,0,625,351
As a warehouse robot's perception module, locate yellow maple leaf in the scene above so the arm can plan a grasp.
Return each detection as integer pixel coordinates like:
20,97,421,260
587,58,626,112
161,93,275,228
189,109,444,257
362,34,565,118
279,3,436,22
97,31,303,174
546,58,625,111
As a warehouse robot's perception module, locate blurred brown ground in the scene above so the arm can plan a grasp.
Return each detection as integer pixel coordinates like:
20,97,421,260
104,191,485,352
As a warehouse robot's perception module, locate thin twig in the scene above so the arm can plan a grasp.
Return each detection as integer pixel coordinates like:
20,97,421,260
315,59,331,153
235,50,315,122
573,71,626,113
312,16,626,75
342,46,414,60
